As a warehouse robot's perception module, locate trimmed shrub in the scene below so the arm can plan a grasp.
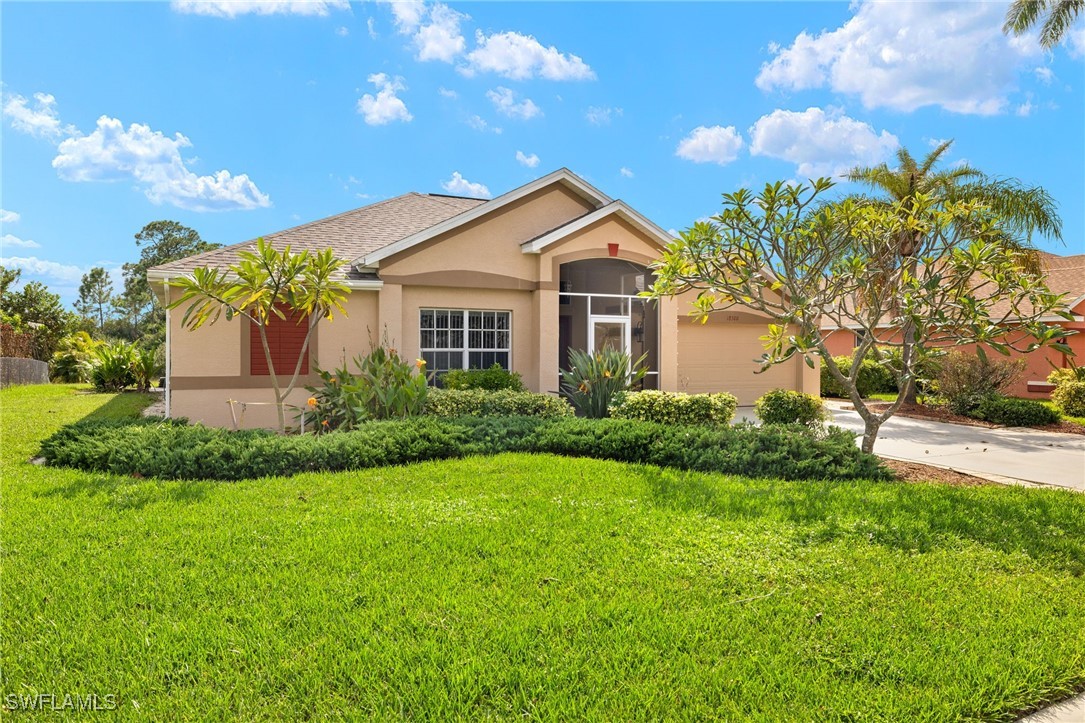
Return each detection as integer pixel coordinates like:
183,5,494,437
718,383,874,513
424,388,573,418
40,416,889,482
609,390,738,426
1051,380,1085,417
938,352,1025,416
971,395,1060,427
821,354,897,399
755,389,827,429
440,364,526,392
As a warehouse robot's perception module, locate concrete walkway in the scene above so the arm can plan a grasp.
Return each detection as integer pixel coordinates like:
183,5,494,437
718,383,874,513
824,402,1085,492
1017,692,1085,722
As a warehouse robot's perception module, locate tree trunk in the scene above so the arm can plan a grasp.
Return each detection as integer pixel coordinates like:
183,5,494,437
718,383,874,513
902,320,918,405
860,418,882,454
257,324,286,434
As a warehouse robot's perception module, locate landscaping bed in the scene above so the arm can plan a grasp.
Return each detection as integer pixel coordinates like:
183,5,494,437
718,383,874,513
4,385,1085,720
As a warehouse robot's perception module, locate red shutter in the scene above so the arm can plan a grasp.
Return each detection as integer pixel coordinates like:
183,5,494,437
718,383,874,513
250,306,310,376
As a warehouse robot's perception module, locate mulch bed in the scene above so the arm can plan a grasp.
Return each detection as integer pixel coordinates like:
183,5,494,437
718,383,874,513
881,458,995,487
862,402,1085,437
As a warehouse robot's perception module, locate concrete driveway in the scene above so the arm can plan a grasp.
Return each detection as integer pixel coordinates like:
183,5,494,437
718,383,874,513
825,403,1085,492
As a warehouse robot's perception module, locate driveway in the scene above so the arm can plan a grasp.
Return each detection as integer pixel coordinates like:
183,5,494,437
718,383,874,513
824,403,1085,492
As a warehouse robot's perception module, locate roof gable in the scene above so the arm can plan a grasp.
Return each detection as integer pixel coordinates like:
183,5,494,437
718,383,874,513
519,200,674,254
355,168,612,268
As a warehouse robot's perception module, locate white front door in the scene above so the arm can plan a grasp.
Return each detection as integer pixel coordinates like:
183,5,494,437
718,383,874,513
588,315,630,357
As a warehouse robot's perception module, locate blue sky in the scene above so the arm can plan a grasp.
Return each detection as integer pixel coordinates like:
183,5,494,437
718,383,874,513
2,0,1083,306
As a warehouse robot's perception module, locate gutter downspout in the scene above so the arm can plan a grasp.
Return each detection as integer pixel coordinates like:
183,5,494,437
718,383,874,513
164,280,171,419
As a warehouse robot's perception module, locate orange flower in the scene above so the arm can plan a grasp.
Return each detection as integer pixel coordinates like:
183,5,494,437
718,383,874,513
322,419,329,427
307,397,318,407
578,382,589,393
416,358,426,369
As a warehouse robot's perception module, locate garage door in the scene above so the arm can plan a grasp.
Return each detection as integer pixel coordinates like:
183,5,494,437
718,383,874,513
677,322,800,405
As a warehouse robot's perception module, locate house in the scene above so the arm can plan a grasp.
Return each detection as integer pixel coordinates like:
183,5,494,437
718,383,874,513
149,169,819,428
822,250,1085,398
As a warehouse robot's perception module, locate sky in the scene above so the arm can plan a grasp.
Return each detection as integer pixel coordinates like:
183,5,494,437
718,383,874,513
2,0,1083,306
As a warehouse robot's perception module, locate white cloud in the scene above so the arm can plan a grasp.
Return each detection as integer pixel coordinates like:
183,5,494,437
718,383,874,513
357,73,413,125
675,125,745,165
367,17,378,38
0,209,20,224
466,115,502,134
3,92,75,140
441,171,490,199
927,137,949,149
748,107,899,179
0,255,124,301
383,1,466,63
1034,66,1055,84
52,115,271,211
462,30,595,81
336,25,349,36
486,87,541,120
586,105,621,126
413,3,466,62
756,2,1043,115
438,86,458,99
2,233,40,250
1016,100,1034,117
620,167,634,178
171,0,349,17
515,150,539,168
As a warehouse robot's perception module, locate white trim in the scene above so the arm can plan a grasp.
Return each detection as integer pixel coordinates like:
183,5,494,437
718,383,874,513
164,280,171,419
821,314,1083,331
588,314,631,358
418,307,513,376
356,168,613,268
521,200,674,254
147,269,381,291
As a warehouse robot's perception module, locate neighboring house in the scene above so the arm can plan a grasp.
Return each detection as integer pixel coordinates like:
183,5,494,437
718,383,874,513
149,169,818,428
822,251,1085,398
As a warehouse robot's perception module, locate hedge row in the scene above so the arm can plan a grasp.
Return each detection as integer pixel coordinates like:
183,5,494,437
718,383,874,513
40,416,889,482
609,390,738,426
425,388,573,418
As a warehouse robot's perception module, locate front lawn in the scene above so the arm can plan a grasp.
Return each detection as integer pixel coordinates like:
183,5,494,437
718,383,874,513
3,385,1085,720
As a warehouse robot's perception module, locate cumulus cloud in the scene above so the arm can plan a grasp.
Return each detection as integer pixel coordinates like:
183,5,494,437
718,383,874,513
2,233,40,250
172,0,347,16
515,150,539,168
441,171,490,199
675,125,745,165
462,30,595,80
0,255,124,302
620,167,634,178
52,116,271,211
171,0,349,17
367,17,378,38
756,2,1044,114
357,73,413,125
585,105,621,126
3,92,75,140
0,209,20,224
384,0,466,63
487,87,541,120
336,25,349,36
748,107,899,179
466,115,501,134
438,87,458,99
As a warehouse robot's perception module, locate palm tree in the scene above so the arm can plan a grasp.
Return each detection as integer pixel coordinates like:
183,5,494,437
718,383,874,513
846,140,1062,401
1004,0,1083,49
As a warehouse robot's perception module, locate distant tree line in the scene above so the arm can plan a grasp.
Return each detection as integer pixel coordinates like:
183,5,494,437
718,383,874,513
1,220,219,361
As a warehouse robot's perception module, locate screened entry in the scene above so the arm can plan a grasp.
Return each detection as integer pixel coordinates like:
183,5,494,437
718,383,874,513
557,258,660,389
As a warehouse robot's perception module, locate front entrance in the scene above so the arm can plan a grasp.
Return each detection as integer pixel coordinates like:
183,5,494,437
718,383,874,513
589,315,630,356
558,258,659,388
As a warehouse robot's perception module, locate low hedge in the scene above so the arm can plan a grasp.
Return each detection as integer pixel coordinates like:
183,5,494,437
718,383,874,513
39,416,889,482
424,388,573,418
755,389,827,429
440,365,526,392
1051,380,1085,417
609,390,738,426
971,396,1060,427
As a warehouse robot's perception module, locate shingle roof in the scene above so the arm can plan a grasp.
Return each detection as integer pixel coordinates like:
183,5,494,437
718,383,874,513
986,250,1085,318
149,192,486,280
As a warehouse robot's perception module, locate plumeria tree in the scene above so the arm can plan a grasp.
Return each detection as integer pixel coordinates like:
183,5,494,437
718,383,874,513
650,180,1072,453
168,238,349,433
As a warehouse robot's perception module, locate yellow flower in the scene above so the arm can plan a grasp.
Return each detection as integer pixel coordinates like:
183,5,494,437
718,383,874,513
578,382,589,393
603,370,612,378
307,397,318,407
416,358,426,369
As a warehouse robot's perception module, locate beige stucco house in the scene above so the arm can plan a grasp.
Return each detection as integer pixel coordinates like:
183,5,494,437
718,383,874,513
149,169,818,428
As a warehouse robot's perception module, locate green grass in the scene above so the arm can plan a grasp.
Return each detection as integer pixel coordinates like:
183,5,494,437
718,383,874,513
1037,399,1085,426
3,384,1085,720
